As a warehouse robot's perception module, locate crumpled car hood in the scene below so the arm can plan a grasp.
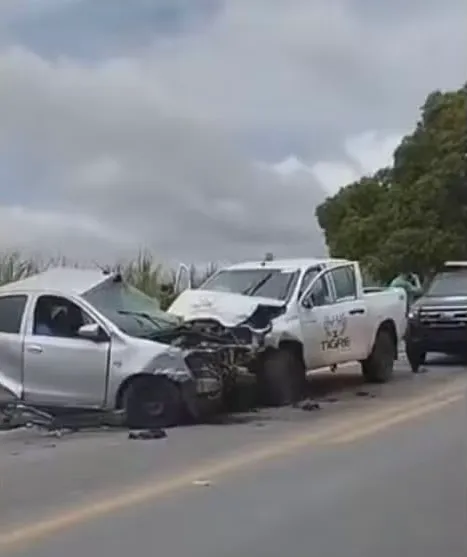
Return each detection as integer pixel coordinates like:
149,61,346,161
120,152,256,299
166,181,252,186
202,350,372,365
168,289,285,327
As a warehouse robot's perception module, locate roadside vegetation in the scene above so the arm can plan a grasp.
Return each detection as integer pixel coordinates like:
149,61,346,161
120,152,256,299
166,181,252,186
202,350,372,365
0,251,217,310
316,83,467,283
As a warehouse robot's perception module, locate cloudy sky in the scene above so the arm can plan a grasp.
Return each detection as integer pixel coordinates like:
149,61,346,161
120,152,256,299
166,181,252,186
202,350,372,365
0,0,465,265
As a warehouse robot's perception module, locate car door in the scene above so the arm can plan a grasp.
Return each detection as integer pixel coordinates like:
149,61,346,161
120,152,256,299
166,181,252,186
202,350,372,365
22,294,110,409
298,272,337,370
0,293,29,402
327,264,368,361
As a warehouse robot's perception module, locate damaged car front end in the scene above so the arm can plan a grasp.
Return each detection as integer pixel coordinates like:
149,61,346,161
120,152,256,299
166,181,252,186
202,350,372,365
152,310,281,417
84,276,286,422
85,277,286,415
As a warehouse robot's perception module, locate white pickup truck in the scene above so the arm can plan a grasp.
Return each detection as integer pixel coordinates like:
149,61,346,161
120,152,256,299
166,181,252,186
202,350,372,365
169,257,408,406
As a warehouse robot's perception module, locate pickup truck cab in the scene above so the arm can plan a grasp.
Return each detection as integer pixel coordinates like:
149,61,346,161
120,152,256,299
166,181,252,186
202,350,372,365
169,257,407,405
405,261,467,371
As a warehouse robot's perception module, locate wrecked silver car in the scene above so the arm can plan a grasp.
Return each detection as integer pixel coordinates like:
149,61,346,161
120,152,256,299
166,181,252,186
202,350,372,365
0,268,279,428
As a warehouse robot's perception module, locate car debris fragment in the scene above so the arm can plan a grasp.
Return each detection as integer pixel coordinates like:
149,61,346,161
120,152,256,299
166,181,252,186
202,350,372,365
192,479,212,487
297,399,321,411
355,391,376,398
128,428,167,440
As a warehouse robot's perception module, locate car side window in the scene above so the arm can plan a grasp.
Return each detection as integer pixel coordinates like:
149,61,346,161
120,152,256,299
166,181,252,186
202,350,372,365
331,266,357,300
33,295,94,338
298,267,320,299
0,295,28,334
305,276,333,307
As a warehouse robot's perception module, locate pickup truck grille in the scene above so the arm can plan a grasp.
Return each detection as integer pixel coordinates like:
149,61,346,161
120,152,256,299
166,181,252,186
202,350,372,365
419,306,467,329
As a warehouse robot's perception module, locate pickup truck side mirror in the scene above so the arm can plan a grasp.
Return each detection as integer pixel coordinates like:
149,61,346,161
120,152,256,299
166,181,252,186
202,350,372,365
301,296,313,310
78,323,109,342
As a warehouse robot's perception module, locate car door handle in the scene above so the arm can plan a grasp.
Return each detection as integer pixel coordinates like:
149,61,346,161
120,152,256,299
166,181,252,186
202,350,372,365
25,344,43,354
349,308,365,315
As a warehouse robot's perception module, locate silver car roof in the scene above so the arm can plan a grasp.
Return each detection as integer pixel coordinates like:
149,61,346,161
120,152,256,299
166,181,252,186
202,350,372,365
0,267,113,296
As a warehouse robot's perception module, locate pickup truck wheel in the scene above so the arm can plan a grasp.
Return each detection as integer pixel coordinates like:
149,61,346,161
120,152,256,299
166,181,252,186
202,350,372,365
122,376,184,429
257,349,306,407
406,344,426,373
361,329,396,384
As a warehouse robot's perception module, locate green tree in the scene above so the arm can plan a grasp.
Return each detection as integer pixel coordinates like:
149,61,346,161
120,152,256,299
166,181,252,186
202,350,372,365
316,83,467,282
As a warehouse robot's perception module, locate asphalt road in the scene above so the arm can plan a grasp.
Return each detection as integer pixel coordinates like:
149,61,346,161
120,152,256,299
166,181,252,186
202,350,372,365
1,356,466,557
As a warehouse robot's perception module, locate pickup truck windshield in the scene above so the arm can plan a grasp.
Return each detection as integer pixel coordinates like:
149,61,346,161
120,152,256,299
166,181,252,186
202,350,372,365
425,270,467,297
200,269,299,301
83,281,180,338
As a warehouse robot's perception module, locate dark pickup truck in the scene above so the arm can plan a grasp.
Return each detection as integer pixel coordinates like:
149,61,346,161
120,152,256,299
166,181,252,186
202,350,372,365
405,262,467,371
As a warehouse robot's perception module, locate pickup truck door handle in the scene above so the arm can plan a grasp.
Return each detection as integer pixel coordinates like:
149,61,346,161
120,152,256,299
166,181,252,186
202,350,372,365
349,308,365,315
25,344,43,354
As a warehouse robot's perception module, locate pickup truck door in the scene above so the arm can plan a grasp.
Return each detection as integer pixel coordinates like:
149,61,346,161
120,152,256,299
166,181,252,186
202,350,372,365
22,294,110,408
328,264,369,361
298,272,337,369
299,265,368,368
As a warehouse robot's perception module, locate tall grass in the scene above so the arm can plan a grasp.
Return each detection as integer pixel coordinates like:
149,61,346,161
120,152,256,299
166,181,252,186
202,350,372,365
0,251,218,310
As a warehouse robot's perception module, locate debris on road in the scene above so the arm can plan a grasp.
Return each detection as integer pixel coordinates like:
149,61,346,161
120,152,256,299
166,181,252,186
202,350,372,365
0,398,127,438
128,428,167,440
294,399,321,411
192,479,212,487
355,391,376,398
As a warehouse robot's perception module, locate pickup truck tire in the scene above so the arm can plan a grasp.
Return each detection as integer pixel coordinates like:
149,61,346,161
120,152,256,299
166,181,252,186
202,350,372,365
257,348,306,407
361,329,396,384
406,343,426,373
122,376,184,429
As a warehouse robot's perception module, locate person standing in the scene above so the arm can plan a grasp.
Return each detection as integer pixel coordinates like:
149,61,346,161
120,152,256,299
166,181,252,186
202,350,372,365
389,272,422,310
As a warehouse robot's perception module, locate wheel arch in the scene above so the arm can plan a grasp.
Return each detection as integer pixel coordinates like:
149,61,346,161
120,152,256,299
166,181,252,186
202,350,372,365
277,338,305,367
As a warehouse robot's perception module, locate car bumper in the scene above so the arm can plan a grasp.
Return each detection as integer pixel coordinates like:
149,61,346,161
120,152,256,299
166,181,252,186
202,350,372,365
406,325,467,353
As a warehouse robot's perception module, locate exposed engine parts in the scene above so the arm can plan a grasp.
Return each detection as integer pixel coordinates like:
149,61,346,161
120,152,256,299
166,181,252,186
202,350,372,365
151,318,270,387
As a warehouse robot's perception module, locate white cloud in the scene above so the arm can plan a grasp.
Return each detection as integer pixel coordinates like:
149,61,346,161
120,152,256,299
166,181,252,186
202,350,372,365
272,132,401,194
0,0,465,265
311,131,402,193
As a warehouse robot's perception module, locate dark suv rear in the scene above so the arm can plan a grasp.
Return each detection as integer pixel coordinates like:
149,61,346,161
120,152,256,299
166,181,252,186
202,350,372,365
405,262,467,371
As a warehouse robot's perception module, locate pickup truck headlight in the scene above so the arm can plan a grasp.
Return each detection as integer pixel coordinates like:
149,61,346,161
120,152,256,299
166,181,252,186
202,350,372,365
408,308,419,321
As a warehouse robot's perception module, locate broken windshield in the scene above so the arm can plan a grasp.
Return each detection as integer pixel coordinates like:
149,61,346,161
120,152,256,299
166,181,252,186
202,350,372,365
200,269,299,301
83,281,180,338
